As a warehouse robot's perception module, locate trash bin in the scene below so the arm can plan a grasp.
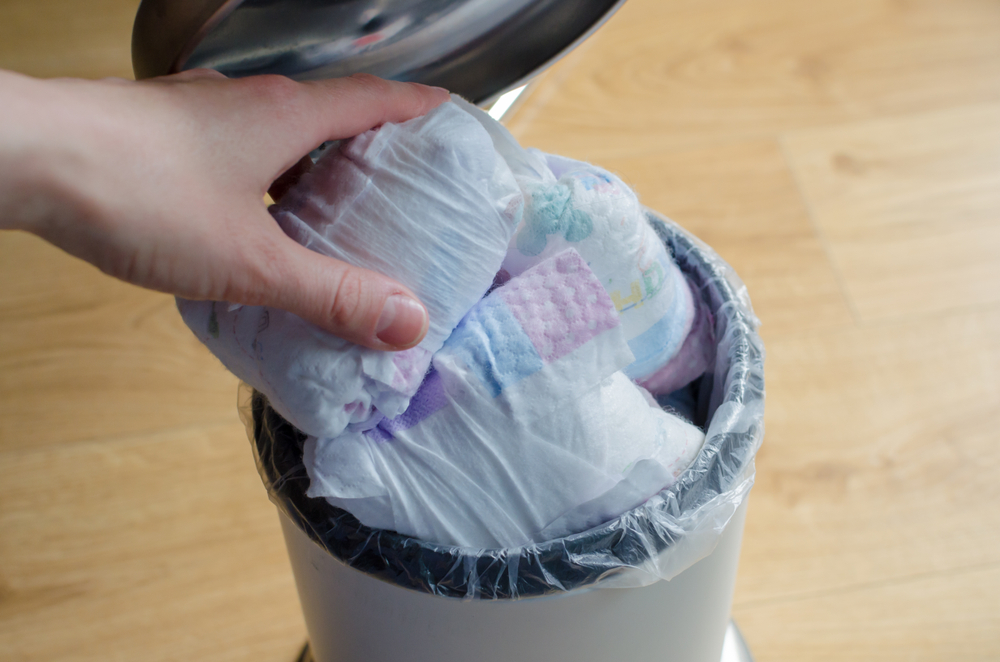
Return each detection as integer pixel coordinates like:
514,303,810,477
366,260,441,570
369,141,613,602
132,2,765,659
245,212,765,662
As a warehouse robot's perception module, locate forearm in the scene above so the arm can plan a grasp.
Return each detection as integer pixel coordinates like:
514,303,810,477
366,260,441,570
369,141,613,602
0,69,443,349
0,70,73,233
0,69,143,285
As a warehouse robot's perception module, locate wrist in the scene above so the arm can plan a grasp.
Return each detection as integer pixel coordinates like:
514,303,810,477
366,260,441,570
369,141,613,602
0,71,88,235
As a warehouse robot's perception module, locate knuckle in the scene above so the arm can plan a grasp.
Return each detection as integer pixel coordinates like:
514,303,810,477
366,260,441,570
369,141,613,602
329,268,369,331
347,72,385,90
249,74,303,107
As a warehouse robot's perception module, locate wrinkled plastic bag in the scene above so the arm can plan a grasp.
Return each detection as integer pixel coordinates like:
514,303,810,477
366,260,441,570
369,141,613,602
246,214,764,599
303,248,707,548
453,97,701,386
179,100,521,439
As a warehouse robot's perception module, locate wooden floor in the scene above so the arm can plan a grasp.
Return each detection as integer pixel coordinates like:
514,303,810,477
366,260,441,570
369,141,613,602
2,0,999,660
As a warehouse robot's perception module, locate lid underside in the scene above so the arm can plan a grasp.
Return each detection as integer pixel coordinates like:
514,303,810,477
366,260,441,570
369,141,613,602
132,0,626,104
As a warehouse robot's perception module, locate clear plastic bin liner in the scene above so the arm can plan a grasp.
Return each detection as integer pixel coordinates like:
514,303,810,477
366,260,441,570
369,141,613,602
244,212,765,600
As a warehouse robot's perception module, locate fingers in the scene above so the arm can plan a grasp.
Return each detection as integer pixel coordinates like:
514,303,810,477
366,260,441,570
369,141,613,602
305,73,451,137
233,74,450,166
245,234,429,351
151,72,449,196
123,71,444,348
242,77,445,348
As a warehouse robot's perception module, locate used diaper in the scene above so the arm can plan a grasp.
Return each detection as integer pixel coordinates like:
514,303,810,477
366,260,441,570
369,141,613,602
304,250,706,548
178,101,522,438
452,96,710,387
182,95,717,549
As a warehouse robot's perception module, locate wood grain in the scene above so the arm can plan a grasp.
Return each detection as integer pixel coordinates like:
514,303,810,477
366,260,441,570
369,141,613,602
738,304,1000,603
0,233,240,451
782,102,1000,322
732,563,1000,661
0,423,304,662
0,0,141,80
508,0,1000,159
592,139,855,338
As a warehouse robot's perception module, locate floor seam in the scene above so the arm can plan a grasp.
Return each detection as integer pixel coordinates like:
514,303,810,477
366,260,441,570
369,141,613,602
733,558,1000,609
777,132,864,327
0,418,244,460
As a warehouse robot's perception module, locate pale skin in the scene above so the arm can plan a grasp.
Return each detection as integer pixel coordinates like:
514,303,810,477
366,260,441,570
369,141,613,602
0,68,450,350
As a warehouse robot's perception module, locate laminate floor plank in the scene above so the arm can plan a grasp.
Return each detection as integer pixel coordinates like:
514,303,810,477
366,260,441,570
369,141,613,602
731,563,1000,662
782,102,1000,322
508,0,1000,160
0,234,240,451
0,0,140,80
589,139,856,338
737,303,1000,603
0,423,304,662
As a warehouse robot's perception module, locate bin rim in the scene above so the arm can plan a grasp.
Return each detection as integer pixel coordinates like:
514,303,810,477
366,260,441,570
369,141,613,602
248,211,765,600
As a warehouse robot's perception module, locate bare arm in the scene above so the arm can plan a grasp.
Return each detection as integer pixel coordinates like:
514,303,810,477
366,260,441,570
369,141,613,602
0,68,449,349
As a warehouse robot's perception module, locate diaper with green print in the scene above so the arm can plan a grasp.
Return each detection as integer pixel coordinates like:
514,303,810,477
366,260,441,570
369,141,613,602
500,150,697,384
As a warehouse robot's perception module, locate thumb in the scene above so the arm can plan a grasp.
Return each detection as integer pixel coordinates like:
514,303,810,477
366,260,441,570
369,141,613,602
256,238,429,351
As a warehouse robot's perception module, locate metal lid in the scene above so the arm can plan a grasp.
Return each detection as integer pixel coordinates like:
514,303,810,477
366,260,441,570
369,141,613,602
132,0,626,104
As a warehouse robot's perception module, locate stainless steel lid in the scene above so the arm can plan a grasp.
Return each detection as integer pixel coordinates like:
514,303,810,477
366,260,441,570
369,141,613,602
132,0,626,104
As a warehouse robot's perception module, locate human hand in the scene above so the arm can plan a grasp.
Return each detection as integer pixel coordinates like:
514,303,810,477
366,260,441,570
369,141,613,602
0,69,449,350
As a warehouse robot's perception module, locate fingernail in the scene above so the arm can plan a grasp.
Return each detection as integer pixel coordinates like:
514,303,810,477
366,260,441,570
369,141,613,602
375,295,428,348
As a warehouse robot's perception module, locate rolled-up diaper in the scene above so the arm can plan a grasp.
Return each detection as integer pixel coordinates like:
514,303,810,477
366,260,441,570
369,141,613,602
452,97,703,388
178,100,522,438
304,250,706,548
508,154,700,384
635,280,717,396
181,95,713,549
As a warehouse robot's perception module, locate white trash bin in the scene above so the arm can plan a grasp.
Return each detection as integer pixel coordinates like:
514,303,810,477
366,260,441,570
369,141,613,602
278,499,748,662
246,214,765,662
131,2,765,659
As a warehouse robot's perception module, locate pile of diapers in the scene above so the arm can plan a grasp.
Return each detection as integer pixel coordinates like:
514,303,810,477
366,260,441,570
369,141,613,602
179,96,716,549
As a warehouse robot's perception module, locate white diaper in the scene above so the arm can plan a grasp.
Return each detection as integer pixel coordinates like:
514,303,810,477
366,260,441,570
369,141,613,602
178,101,521,438
304,250,706,548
